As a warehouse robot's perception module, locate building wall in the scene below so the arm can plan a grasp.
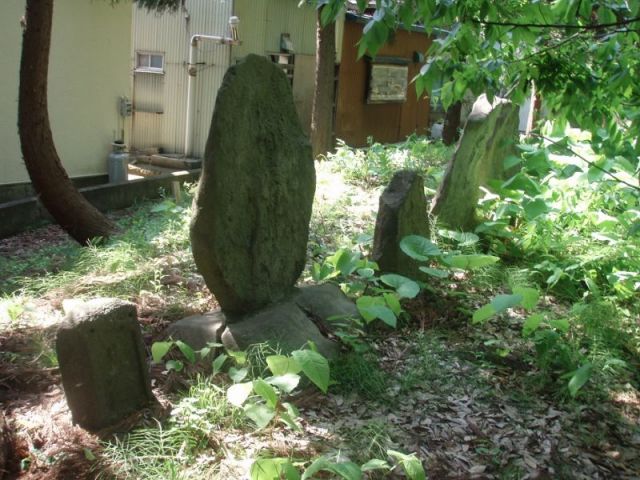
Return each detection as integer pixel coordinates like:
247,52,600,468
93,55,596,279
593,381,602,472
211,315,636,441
0,0,132,186
335,19,431,147
131,0,233,157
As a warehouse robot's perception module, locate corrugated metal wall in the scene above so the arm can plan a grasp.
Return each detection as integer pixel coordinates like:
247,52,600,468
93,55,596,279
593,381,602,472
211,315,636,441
132,0,233,157
232,0,317,61
132,0,318,156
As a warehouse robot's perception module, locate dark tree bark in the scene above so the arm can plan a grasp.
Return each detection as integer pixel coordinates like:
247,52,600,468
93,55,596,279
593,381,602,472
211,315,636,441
442,101,462,146
310,6,336,159
19,0,116,245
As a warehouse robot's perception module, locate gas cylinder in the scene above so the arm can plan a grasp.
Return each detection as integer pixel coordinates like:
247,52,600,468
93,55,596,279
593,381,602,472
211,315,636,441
107,141,129,183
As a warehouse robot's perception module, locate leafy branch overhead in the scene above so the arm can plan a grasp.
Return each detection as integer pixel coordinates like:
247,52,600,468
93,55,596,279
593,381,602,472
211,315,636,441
314,0,640,166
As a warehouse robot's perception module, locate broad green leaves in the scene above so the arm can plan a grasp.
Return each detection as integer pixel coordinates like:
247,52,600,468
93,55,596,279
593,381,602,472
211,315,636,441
400,235,441,261
292,349,331,393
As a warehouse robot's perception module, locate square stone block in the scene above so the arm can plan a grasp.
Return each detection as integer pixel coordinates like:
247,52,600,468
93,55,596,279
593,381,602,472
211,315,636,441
56,298,154,431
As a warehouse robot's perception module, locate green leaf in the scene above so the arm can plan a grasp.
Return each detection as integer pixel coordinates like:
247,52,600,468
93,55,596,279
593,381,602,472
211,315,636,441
292,349,330,393
228,350,247,365
568,363,593,397
280,402,301,431
523,198,550,220
253,379,278,409
244,403,276,429
419,266,449,278
491,294,523,313
175,340,196,364
151,341,172,363
438,230,480,247
266,374,301,394
302,457,362,480
522,313,544,336
472,304,496,324
512,287,539,310
266,355,302,376
400,235,441,261
387,450,426,480
361,459,390,472
229,367,249,383
442,254,500,269
356,296,397,327
165,359,183,372
251,458,300,480
550,318,570,333
383,292,402,316
212,353,228,375
227,382,253,407
380,274,420,299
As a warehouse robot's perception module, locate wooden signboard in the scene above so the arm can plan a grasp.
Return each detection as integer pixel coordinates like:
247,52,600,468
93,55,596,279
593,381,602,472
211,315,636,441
367,63,409,104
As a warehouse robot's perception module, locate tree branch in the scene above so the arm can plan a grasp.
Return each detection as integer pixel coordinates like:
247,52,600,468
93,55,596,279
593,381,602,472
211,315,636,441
471,16,640,30
531,133,640,192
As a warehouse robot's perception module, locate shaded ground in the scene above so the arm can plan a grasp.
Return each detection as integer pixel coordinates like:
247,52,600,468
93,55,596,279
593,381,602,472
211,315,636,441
1,163,639,479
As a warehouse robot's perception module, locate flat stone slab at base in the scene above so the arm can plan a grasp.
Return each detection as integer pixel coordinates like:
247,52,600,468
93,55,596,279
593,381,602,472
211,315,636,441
166,312,226,351
56,298,154,431
221,301,341,359
293,284,360,325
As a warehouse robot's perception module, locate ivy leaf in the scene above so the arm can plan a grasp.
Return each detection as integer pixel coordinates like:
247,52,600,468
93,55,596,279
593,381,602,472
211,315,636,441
151,341,172,363
512,287,540,310
251,458,300,480
229,366,249,383
292,349,330,393
165,359,183,372
400,235,441,261
442,254,499,269
361,459,390,472
522,313,544,336
302,457,362,480
380,274,420,299
356,296,397,327
244,403,276,430
472,304,495,324
419,266,449,278
266,374,301,394
387,450,426,480
227,382,253,407
212,353,228,375
253,379,278,409
568,363,593,397
266,355,302,376
175,340,196,364
491,294,523,313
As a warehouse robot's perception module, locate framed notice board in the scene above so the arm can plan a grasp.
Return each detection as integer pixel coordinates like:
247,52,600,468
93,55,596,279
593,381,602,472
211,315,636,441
367,58,409,104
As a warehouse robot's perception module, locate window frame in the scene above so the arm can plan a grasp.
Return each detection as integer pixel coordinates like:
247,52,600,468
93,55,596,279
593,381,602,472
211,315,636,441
135,51,165,74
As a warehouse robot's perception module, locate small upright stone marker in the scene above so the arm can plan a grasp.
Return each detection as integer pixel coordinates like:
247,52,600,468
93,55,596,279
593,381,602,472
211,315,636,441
56,298,154,431
190,54,316,315
431,94,519,230
372,170,430,278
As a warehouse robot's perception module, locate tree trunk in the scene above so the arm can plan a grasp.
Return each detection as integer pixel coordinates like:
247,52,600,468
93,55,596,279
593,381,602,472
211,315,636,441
442,101,462,146
310,6,336,159
19,0,116,245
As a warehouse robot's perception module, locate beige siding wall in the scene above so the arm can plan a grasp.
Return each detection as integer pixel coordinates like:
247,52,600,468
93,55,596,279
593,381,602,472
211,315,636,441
0,0,132,186
232,0,317,60
131,0,233,157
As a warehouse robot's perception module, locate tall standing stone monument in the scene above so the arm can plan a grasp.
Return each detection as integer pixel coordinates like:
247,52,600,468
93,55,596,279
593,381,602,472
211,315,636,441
184,54,352,358
431,94,519,231
191,54,316,315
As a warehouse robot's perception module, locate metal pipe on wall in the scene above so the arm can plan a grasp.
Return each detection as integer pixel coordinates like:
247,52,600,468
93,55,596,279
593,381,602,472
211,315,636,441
183,16,240,157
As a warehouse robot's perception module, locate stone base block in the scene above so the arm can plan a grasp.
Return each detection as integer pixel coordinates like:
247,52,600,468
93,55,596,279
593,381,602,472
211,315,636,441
166,312,226,350
56,298,154,431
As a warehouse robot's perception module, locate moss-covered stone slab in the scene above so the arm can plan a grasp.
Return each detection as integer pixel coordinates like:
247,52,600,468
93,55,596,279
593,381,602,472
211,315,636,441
372,170,430,278
221,301,340,359
166,311,226,351
191,54,316,314
56,298,154,431
431,94,519,231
